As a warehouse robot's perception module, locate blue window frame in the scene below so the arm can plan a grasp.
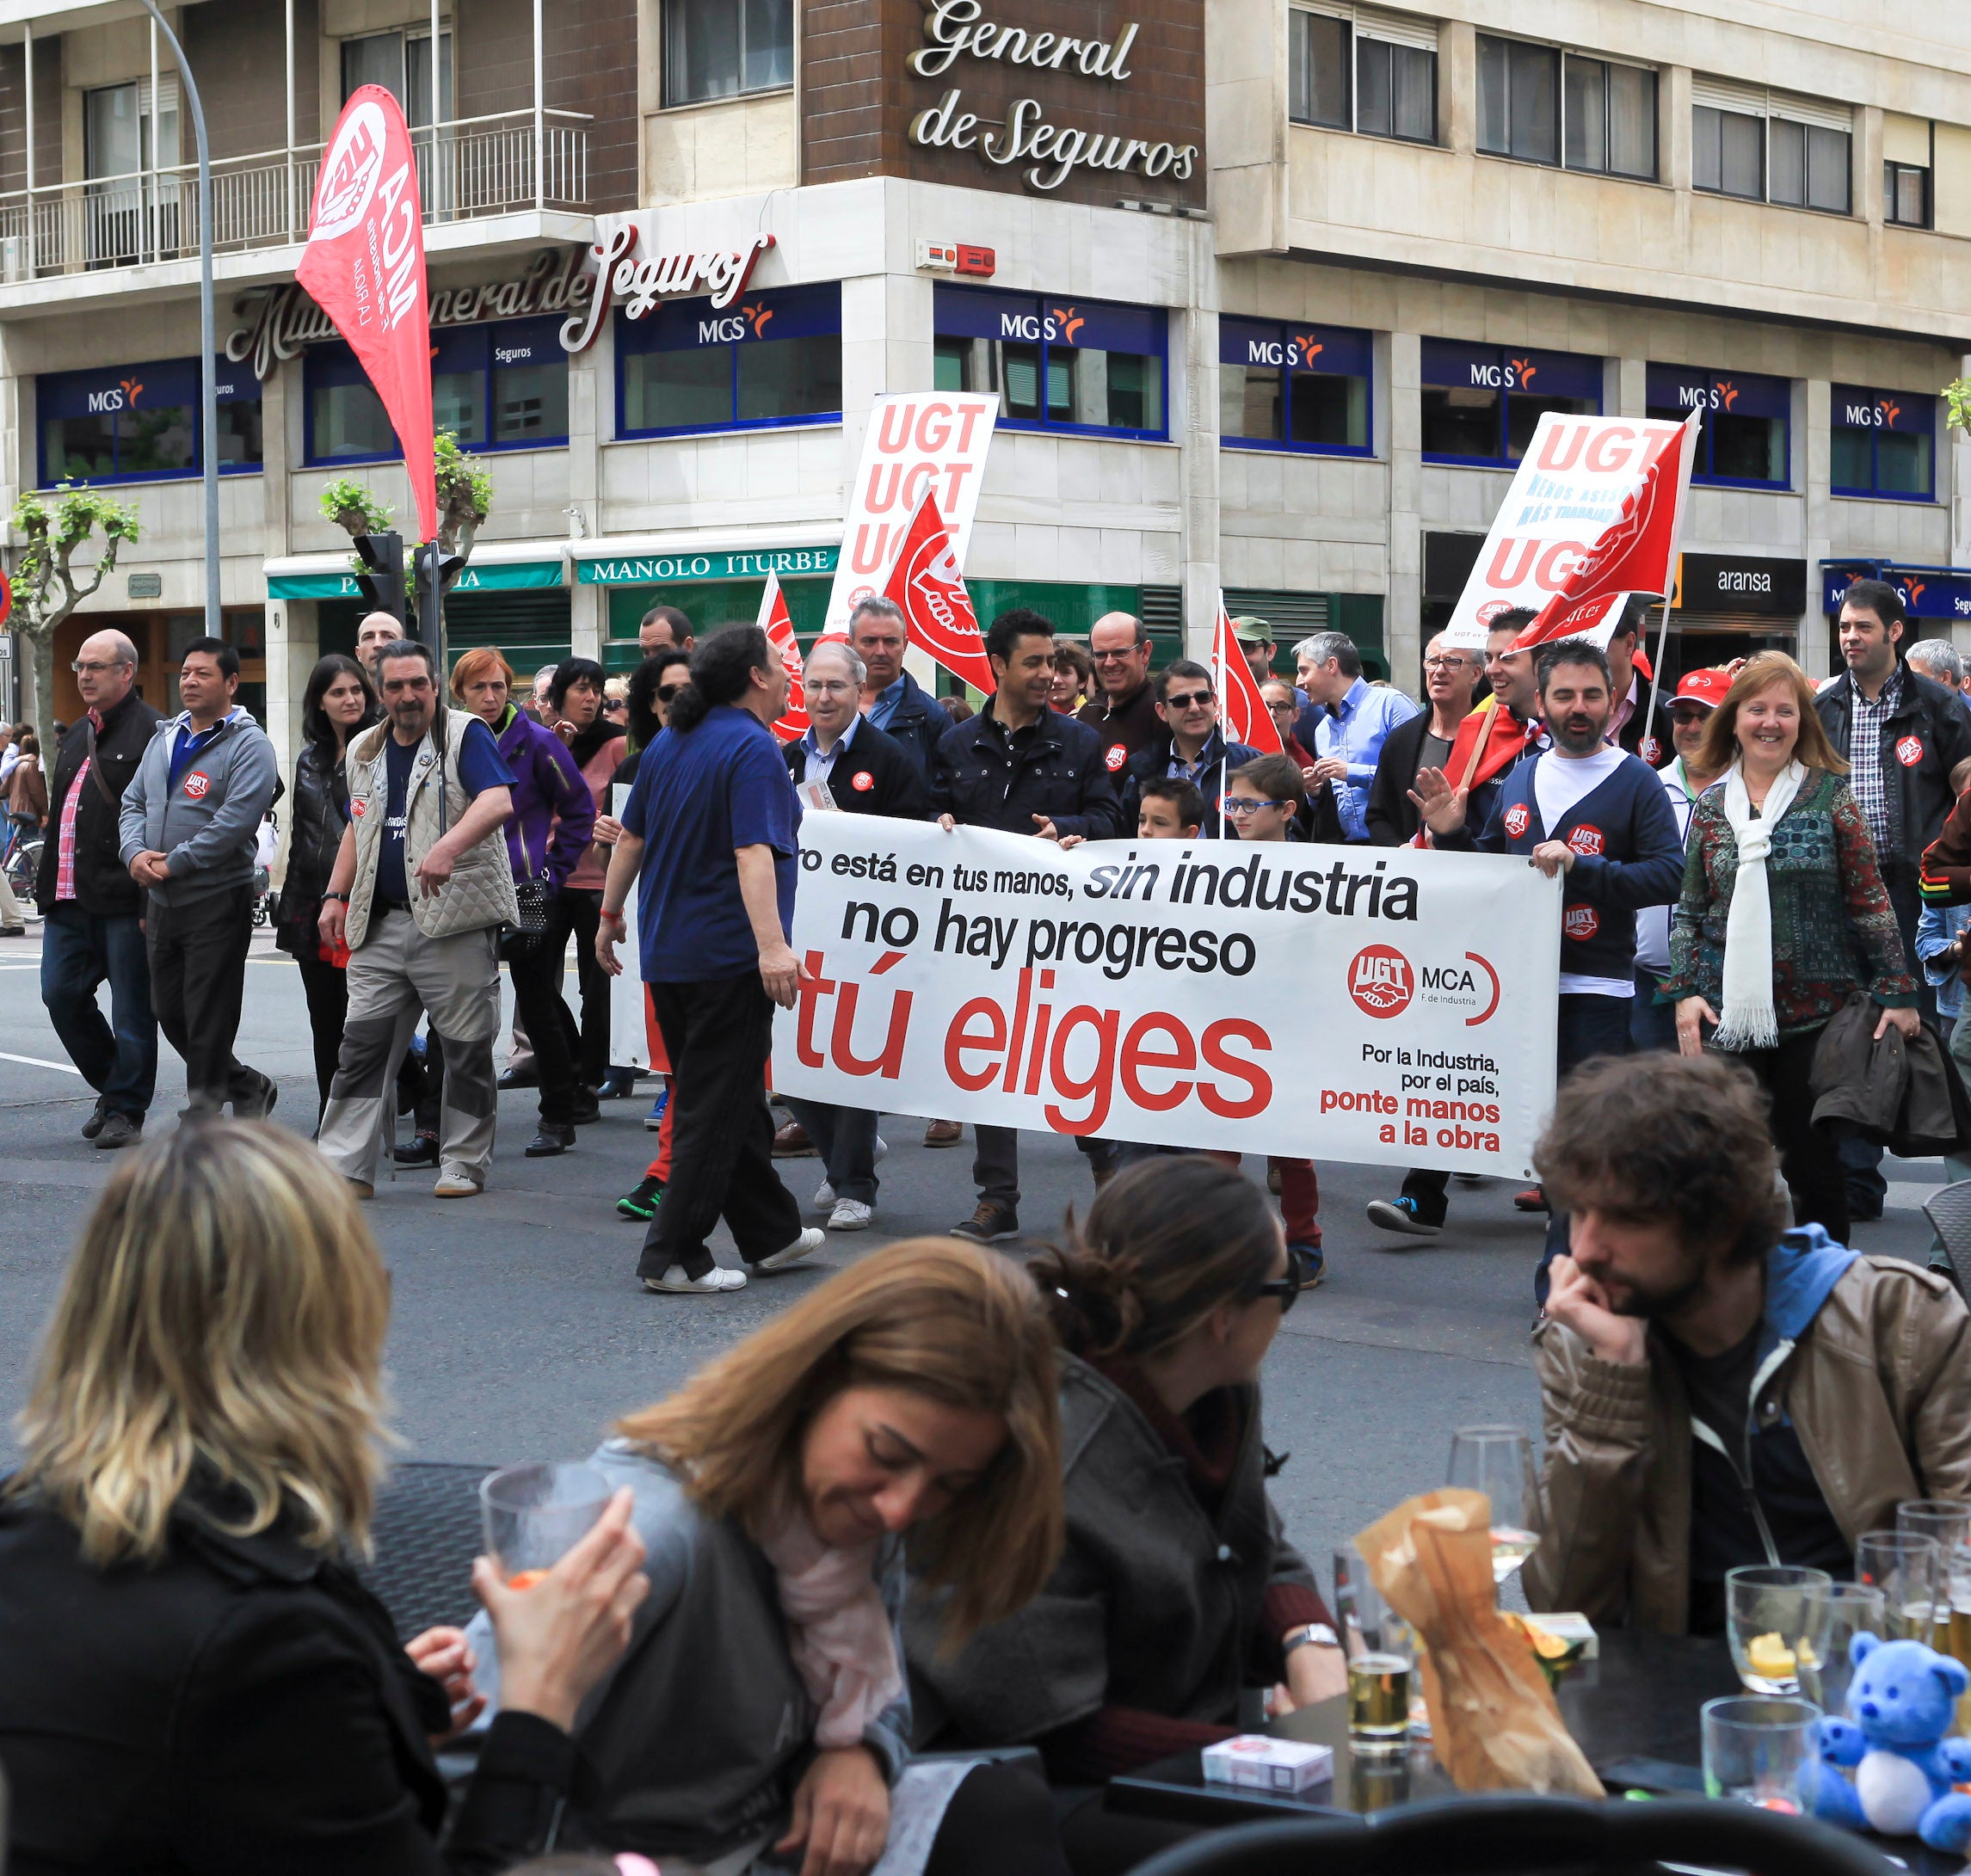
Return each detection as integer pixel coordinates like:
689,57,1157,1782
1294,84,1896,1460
1645,366,1789,489
616,283,841,439
1831,384,1935,501
1420,340,1601,466
1219,318,1371,455
305,314,569,464
933,284,1167,441
39,355,262,487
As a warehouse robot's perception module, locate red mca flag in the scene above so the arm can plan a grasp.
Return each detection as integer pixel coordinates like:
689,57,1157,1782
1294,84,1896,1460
756,570,810,741
1211,599,1284,754
882,489,995,694
297,87,437,545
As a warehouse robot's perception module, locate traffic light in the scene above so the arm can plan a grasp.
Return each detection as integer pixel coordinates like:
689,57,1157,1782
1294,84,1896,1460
413,540,467,660
351,532,405,624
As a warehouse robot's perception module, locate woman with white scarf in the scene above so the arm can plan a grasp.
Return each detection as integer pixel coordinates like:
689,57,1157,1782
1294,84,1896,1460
464,1240,1074,1876
1665,651,1918,1242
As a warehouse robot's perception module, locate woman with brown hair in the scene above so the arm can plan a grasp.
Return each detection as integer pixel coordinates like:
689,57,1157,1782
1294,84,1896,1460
0,1121,650,1873
905,1155,1337,1873
468,1237,1073,1876
1663,650,1918,1240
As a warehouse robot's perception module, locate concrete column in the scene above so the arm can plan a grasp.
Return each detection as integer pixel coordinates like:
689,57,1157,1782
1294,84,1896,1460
567,300,605,659
1179,218,1220,658
1387,330,1422,686
1802,378,1833,677
1442,22,1476,157
1617,356,1646,419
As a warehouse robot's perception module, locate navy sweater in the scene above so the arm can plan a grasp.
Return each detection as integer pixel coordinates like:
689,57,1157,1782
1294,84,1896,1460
1441,748,1686,985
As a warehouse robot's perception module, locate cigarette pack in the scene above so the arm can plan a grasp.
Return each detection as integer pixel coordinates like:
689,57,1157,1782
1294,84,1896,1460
1201,1735,1334,1793
1526,1612,1598,1660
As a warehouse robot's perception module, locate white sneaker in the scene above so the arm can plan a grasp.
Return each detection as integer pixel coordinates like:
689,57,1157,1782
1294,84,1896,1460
814,1177,836,1209
755,1226,826,1271
433,1162,484,1198
828,1197,872,1232
643,1264,748,1295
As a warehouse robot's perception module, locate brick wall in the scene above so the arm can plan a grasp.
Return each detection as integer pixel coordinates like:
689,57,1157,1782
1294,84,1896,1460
183,0,324,163
0,38,69,195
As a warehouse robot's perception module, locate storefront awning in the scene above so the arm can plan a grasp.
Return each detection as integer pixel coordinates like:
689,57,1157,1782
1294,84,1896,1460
574,531,841,585
1822,558,1971,622
264,544,569,600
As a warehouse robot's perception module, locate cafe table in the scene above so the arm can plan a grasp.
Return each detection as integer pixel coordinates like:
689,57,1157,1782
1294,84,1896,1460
1106,1629,1968,1873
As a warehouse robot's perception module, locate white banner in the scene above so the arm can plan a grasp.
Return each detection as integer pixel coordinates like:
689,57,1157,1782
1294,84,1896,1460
773,817,1562,1177
1441,413,1695,649
823,392,999,634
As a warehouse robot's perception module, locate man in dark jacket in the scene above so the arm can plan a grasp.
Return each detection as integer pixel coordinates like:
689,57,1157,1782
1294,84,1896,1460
853,595,945,778
780,640,930,1232
1816,575,1971,1216
1367,631,1482,846
1077,612,1161,777
1118,658,1258,840
933,608,1123,1243
36,627,164,1147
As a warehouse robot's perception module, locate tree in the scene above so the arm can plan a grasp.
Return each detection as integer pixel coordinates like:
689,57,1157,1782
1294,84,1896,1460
10,484,142,757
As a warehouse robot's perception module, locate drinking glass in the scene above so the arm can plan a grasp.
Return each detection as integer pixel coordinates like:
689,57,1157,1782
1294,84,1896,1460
1726,1565,1834,1694
1445,1425,1542,1585
1899,1503,1971,1647
479,1461,612,1589
1334,1546,1419,1750
1947,1547,1971,1671
1798,1583,1886,1720
1701,1695,1821,1811
1856,1530,1943,1642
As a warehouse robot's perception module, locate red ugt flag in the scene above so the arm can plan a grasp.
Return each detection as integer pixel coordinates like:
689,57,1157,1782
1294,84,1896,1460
297,87,437,545
882,489,996,694
1211,597,1284,754
756,570,810,741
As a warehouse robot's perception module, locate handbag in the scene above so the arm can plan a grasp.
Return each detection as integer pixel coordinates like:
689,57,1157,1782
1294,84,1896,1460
498,820,555,962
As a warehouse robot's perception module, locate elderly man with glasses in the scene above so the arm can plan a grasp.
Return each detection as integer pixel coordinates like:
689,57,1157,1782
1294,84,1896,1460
35,630,165,1146
1076,611,1162,777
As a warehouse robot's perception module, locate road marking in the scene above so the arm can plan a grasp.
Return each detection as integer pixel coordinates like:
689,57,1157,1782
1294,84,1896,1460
0,1049,83,1076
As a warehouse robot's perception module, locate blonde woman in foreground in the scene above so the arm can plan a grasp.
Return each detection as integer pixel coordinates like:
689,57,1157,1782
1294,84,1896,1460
0,1120,649,1875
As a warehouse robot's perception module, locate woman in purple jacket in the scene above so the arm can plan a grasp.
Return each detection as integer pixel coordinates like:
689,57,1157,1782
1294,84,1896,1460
452,649,595,1157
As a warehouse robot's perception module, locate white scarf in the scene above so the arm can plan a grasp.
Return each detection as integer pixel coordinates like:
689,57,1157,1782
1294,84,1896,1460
1713,758,1804,1050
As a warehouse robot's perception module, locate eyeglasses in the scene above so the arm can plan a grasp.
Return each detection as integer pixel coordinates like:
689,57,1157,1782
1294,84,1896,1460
806,679,856,698
1162,689,1214,710
1424,655,1470,671
1257,1246,1319,1313
1092,646,1143,662
1266,698,1295,712
1220,795,1293,815
1671,705,1713,725
656,683,685,703
71,659,131,674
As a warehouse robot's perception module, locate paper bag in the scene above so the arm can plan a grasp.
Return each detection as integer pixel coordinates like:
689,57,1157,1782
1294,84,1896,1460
1356,1487,1601,1798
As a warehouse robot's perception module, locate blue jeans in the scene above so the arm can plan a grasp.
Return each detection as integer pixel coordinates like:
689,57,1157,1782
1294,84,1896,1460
1630,967,1678,1052
1536,993,1636,1304
40,902,157,1120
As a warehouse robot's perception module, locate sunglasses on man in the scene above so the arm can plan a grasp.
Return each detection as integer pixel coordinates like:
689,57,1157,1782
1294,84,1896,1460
1162,689,1215,710
657,682,686,704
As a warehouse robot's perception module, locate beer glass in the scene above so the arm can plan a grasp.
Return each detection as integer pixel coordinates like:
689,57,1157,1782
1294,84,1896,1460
1899,1502,1971,1649
1856,1530,1943,1642
1799,1583,1886,1720
1334,1546,1418,1750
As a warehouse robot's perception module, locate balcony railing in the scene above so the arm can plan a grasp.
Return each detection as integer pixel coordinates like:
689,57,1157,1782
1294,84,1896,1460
0,108,589,281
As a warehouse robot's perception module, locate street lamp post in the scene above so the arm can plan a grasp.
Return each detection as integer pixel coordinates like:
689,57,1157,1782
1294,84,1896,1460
139,1,219,637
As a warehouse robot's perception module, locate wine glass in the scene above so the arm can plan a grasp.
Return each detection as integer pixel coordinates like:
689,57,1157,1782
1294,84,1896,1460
1447,1425,1542,1584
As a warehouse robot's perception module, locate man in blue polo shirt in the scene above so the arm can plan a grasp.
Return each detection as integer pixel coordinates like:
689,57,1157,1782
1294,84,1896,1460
597,622,823,1295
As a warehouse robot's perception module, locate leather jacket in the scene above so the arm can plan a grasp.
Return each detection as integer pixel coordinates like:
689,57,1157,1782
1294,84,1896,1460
1526,1236,1971,1633
275,738,351,957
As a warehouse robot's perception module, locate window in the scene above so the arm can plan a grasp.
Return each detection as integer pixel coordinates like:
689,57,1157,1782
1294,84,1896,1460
662,0,791,108
1692,84,1851,213
1289,9,1435,144
933,286,1167,440
1886,161,1931,227
342,28,452,126
307,317,568,464
1219,320,1370,455
1645,366,1788,488
1477,35,1558,165
618,284,840,438
1479,35,1655,176
1420,341,1601,465
39,356,261,486
1831,385,1935,501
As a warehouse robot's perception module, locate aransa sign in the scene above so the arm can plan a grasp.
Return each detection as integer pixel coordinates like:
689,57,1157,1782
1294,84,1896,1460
773,817,1561,1175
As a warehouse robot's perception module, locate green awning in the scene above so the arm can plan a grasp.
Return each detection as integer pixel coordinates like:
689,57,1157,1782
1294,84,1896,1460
268,559,564,600
576,545,839,585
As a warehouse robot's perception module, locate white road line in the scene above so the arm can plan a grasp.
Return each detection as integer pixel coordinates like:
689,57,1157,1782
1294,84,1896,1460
0,1049,83,1075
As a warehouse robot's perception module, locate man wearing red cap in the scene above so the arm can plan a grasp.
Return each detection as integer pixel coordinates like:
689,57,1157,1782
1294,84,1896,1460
1631,667,1732,1049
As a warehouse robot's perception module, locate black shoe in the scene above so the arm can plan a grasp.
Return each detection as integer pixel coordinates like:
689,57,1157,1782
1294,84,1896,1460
80,1097,108,1141
950,1199,1021,1245
498,1066,539,1091
570,1091,601,1126
392,1131,440,1166
596,1072,639,1100
525,1123,577,1157
95,1111,142,1150
1847,1190,1885,1223
617,1173,664,1220
234,1073,278,1121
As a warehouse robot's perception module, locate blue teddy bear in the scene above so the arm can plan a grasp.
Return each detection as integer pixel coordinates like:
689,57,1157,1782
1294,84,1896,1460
1803,1633,1971,1851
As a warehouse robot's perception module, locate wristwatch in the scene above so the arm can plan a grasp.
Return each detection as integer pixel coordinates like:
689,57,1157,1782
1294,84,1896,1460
1283,1622,1340,1655
324,891,351,903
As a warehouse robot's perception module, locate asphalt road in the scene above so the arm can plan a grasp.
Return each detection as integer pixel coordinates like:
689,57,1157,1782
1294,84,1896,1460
0,920,1950,1585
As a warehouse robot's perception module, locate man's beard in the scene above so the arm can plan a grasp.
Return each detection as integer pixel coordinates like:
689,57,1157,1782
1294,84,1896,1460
1601,1260,1708,1322
1552,714,1606,755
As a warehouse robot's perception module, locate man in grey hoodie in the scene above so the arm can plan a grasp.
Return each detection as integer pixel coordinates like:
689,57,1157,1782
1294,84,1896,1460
120,637,279,1118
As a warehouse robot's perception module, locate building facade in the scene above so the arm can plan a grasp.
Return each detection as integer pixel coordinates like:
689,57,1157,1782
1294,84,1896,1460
0,0,1968,789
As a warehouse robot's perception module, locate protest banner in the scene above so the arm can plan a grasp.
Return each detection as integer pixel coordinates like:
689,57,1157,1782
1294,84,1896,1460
607,784,652,1070
824,391,1000,633
1440,412,1700,652
1211,595,1283,753
773,815,1561,1176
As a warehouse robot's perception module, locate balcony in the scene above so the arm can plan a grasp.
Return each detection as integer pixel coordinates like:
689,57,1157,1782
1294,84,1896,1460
0,109,590,281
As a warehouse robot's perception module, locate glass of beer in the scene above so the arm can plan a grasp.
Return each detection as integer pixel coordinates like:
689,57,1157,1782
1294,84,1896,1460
1334,1546,1418,1750
1899,1503,1971,1648
1445,1426,1542,1587
479,1461,612,1589
1856,1530,1943,1642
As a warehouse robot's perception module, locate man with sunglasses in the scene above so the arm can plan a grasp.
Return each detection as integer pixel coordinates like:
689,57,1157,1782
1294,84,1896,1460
1117,659,1260,840
1077,612,1162,778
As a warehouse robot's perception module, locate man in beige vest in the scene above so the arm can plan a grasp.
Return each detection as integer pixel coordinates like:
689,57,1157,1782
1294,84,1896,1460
317,641,519,1197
